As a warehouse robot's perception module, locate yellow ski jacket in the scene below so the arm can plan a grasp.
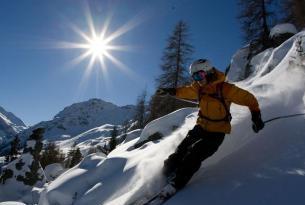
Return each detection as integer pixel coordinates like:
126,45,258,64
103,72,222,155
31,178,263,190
176,69,260,134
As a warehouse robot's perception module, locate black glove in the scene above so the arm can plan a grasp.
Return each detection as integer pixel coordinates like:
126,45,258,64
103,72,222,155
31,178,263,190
251,111,264,133
156,88,176,96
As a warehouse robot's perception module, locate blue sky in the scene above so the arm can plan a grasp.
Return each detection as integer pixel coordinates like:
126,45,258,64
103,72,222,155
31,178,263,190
0,0,242,126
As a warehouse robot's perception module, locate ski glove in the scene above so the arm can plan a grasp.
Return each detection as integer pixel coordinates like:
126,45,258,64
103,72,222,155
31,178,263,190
156,88,176,96
251,111,264,133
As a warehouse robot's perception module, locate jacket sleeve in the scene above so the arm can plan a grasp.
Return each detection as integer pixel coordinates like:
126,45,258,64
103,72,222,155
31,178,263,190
224,83,260,112
175,83,199,100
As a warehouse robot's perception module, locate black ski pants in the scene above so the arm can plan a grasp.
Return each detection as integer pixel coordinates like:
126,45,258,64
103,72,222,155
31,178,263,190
163,125,225,189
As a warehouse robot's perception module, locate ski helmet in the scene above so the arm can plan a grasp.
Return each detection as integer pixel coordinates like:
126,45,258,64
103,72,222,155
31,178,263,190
189,59,213,75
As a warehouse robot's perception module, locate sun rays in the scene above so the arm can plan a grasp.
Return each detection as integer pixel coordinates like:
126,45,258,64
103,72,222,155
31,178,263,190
55,5,143,89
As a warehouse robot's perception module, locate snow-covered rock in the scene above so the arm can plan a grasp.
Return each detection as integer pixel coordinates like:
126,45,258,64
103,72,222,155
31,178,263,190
38,30,305,205
270,23,298,38
228,24,300,82
270,23,298,48
135,108,198,146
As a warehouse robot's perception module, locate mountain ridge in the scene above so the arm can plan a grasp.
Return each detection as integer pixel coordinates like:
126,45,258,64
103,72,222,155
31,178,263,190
0,106,27,149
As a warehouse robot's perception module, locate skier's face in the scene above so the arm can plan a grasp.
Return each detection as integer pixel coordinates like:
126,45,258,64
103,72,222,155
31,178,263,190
192,70,207,85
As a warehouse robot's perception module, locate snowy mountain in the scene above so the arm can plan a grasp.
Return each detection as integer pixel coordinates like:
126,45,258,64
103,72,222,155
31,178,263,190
0,106,26,149
36,31,305,205
18,98,136,144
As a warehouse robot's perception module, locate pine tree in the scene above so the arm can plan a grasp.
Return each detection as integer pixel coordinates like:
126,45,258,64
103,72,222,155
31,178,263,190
67,147,83,168
156,20,193,89
109,126,118,152
40,142,65,169
69,148,82,168
149,20,194,122
237,0,274,51
281,0,305,30
66,149,74,168
9,135,20,161
133,89,147,129
4,155,10,163
17,128,45,186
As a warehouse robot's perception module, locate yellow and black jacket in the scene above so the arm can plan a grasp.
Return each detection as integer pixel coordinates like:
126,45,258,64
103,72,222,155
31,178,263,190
176,69,260,134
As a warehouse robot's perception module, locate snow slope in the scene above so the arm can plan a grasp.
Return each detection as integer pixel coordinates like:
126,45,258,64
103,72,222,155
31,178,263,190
58,124,118,154
0,139,46,204
38,31,305,205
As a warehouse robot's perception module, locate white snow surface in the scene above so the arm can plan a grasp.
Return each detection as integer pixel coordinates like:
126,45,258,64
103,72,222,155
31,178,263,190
44,163,65,181
136,108,198,145
270,23,298,38
122,129,142,144
0,202,27,205
227,45,250,81
19,32,305,205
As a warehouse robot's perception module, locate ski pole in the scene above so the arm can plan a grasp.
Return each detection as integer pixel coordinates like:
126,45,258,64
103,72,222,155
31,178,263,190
264,113,305,124
170,95,199,105
157,94,199,105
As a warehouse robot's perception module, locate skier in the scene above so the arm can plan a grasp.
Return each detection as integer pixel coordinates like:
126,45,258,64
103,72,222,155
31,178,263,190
156,59,265,198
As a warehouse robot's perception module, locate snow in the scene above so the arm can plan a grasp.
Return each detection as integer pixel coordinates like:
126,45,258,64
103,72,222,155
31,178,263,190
26,140,36,149
228,24,300,82
227,45,250,81
270,23,298,38
58,124,115,154
44,163,65,181
122,129,142,144
0,139,46,204
136,108,198,145
0,152,44,203
0,202,27,205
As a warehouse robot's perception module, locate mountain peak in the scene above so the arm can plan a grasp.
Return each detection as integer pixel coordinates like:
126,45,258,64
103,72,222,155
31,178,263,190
54,98,116,120
0,106,26,151
18,98,136,142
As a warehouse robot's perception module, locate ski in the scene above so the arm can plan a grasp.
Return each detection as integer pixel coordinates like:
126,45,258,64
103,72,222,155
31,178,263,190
142,191,175,205
128,184,177,205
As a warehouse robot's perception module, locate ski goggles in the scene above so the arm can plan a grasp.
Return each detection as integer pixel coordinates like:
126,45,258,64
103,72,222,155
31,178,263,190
192,70,206,81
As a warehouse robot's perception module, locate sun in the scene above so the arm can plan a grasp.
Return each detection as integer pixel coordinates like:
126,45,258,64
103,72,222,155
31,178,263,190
88,36,108,58
55,5,143,84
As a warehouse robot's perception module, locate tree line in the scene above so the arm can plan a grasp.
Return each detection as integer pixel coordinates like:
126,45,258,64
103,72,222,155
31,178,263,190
2,121,130,169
